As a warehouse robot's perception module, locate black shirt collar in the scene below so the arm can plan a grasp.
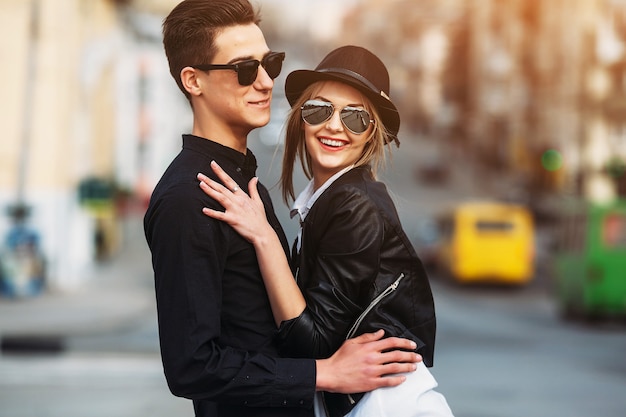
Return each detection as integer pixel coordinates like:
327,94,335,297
182,134,258,178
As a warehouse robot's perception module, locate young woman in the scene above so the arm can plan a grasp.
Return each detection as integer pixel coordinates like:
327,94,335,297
198,45,453,417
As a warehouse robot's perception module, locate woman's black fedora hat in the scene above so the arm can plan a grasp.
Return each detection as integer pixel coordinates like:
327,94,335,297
285,45,400,145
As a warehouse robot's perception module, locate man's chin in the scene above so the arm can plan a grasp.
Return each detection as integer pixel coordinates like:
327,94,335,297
256,116,271,128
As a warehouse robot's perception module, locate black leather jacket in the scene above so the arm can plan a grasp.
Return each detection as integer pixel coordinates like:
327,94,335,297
276,166,436,417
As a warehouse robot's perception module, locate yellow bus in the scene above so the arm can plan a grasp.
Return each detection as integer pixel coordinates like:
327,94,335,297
434,201,535,285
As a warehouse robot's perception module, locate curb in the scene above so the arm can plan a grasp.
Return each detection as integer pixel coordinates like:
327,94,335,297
1,335,65,354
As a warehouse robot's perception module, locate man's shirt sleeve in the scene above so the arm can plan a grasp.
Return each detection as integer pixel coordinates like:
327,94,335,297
145,180,315,408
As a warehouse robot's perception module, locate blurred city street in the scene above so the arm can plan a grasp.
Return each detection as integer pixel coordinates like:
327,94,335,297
1,1,626,416
0,136,624,417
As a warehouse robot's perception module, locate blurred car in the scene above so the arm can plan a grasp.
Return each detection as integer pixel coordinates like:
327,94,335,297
433,200,535,285
553,198,626,320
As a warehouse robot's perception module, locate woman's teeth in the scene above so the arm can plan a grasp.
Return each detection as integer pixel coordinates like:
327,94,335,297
320,138,345,147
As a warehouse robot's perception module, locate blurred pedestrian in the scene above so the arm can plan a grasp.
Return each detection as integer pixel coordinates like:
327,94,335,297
198,46,454,416
143,1,422,417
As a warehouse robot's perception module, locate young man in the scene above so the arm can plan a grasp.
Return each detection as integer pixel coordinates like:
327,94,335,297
143,1,420,416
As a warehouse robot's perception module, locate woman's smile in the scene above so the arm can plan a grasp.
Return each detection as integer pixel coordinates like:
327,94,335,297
318,136,349,149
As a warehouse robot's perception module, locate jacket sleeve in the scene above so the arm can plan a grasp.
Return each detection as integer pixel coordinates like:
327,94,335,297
145,181,315,408
277,187,384,358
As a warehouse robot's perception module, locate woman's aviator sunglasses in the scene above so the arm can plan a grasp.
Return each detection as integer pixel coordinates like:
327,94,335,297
301,100,374,135
192,52,285,86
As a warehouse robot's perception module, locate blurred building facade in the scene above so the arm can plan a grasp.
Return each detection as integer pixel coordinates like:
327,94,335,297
0,0,184,293
338,0,626,206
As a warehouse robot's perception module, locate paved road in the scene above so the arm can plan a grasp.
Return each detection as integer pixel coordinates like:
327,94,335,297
431,280,626,417
0,352,192,416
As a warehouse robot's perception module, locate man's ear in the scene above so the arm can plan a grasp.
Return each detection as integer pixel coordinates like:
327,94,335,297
180,67,202,97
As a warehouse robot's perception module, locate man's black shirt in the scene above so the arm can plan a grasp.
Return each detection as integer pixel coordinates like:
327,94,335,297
144,135,315,417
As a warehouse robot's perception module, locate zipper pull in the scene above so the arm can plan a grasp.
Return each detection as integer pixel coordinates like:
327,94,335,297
390,273,404,290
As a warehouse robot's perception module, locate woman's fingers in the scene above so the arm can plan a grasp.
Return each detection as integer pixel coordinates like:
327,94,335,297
198,163,263,210
210,160,240,193
197,161,240,195
247,177,261,201
197,174,229,205
197,172,228,195
197,163,267,239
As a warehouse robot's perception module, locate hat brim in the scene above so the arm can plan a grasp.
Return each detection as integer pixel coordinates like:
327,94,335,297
285,70,400,141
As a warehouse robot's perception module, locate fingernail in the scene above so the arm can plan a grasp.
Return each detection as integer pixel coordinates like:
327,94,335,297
410,341,417,349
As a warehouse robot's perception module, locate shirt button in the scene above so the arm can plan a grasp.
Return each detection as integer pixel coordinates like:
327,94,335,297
283,400,288,406
236,167,242,173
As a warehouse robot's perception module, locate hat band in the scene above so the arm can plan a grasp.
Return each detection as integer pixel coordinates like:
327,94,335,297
317,67,384,97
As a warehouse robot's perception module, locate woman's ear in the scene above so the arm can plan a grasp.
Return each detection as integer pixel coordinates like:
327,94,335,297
180,67,202,97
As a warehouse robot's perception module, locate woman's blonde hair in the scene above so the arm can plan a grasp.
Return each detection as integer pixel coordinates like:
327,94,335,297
280,81,393,205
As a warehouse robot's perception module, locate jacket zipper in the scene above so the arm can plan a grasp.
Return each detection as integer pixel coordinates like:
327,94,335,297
345,272,406,405
346,272,405,340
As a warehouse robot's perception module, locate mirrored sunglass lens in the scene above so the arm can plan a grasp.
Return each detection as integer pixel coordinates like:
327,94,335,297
341,109,370,133
302,103,333,125
237,60,260,85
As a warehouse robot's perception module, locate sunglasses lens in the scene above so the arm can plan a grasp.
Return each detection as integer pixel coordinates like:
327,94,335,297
341,107,371,134
237,60,261,86
236,53,285,86
301,101,334,125
263,53,285,79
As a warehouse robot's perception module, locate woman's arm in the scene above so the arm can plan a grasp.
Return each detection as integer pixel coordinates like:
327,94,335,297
198,161,305,327
278,187,385,358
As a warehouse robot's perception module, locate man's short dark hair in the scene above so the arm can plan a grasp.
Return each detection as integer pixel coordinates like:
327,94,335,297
162,0,261,99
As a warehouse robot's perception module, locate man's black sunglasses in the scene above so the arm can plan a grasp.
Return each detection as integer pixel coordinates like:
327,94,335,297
192,52,286,86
